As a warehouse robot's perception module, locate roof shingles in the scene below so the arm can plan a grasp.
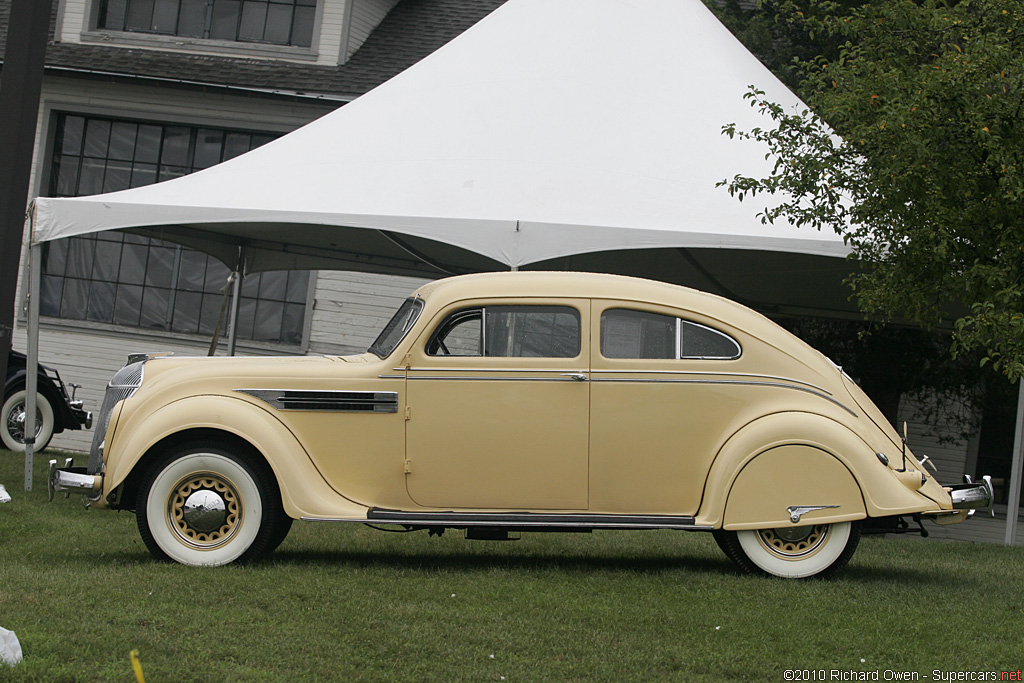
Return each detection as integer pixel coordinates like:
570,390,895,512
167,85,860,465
0,0,506,99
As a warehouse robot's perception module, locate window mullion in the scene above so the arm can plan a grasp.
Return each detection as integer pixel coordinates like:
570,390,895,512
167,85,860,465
204,0,214,38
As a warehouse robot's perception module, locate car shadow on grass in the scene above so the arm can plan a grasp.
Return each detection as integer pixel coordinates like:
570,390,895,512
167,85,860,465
267,547,734,574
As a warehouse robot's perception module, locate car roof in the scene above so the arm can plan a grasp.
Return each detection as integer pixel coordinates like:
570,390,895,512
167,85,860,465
414,271,755,321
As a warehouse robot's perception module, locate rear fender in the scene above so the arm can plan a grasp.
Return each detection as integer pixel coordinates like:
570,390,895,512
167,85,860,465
696,412,943,528
722,445,865,530
104,394,368,520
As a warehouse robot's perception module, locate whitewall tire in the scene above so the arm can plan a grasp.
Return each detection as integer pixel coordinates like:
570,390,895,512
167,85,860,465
719,521,860,579
136,445,290,566
2,389,55,453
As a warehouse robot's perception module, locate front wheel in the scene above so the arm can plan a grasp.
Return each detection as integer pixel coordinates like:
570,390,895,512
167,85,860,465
135,445,291,566
717,521,860,579
2,389,55,453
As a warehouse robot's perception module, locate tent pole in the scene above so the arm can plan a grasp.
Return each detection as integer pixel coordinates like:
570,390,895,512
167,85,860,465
226,247,245,357
1005,381,1024,545
24,242,41,491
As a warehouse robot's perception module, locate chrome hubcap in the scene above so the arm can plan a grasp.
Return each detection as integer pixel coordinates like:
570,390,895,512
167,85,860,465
757,525,828,559
5,402,41,443
168,475,241,549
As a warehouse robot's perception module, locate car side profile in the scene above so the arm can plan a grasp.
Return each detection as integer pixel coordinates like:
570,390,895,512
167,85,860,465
51,272,993,578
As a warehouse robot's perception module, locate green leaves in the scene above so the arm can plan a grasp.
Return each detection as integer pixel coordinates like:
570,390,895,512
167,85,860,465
722,0,1024,380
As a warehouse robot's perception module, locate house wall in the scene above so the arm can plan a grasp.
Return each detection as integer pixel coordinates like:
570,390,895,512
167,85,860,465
309,271,430,355
344,0,402,60
898,394,1021,544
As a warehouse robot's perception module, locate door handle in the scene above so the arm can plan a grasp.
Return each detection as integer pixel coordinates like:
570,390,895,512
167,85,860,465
560,372,588,382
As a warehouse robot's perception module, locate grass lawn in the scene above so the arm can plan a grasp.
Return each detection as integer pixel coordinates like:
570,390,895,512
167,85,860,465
1,449,1021,682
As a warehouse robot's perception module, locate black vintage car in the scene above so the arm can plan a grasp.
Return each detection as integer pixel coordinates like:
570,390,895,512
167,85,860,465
3,350,92,452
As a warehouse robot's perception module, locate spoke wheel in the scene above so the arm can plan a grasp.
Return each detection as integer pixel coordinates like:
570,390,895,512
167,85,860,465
718,521,860,579
136,444,290,566
1,389,55,453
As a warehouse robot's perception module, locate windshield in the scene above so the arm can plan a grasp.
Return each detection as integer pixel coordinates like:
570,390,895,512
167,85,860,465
368,298,424,358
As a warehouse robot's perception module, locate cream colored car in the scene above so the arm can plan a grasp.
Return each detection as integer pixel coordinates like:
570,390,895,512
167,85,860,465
51,272,993,578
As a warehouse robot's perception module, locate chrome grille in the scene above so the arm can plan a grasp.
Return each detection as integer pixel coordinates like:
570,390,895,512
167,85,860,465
87,361,146,474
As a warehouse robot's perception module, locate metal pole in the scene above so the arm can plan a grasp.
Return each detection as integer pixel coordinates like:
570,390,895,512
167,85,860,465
1005,381,1024,545
226,247,245,356
24,243,42,491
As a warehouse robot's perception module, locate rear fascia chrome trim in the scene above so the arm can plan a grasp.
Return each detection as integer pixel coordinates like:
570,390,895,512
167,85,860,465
236,389,399,413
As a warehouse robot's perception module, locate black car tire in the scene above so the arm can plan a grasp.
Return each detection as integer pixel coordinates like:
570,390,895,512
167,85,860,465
1,389,55,453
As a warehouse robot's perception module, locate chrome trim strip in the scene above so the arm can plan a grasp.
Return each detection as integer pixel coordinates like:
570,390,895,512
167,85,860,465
406,376,586,383
302,509,711,530
400,373,856,415
594,378,854,416
592,369,831,394
407,367,584,374
407,367,831,394
236,389,399,413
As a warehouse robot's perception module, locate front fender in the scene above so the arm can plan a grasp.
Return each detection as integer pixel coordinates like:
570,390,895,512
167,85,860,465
695,411,945,528
104,393,369,520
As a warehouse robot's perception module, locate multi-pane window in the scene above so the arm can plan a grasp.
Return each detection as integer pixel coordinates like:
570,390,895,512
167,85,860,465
98,0,317,47
43,112,309,346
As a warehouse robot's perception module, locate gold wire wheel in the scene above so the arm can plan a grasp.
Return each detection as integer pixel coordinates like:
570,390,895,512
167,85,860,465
167,474,242,549
756,525,829,559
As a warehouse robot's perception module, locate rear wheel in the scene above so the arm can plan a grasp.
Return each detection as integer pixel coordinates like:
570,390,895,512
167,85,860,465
1,389,55,453
135,444,290,566
717,521,860,579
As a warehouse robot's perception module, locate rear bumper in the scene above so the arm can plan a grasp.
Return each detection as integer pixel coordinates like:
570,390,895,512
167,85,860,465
48,460,102,503
948,475,995,517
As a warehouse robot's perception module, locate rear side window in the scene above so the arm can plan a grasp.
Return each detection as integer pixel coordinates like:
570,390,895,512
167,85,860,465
427,305,581,358
600,309,740,360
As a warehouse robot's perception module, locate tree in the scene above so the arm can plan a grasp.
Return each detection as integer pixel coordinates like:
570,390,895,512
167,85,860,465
721,0,1024,380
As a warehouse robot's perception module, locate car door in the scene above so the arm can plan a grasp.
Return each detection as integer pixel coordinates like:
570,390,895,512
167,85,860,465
404,299,590,510
588,300,747,515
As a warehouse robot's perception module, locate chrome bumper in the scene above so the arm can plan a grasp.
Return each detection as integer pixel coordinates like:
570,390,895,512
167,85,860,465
948,475,995,517
48,459,102,502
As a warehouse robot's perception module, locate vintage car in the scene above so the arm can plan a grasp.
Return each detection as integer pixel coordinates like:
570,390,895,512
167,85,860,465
50,272,993,578
3,349,92,453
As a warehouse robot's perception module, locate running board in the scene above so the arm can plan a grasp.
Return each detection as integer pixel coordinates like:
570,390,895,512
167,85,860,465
354,509,709,530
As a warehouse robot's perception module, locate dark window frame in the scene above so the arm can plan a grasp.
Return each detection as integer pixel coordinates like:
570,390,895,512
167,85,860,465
97,0,317,48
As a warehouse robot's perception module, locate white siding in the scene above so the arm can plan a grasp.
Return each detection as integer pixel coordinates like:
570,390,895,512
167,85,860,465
344,0,400,60
309,271,431,355
898,394,1023,544
899,394,974,490
317,0,350,65
10,326,272,453
57,0,89,43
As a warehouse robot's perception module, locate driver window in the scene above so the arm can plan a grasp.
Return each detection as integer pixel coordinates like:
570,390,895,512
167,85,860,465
427,305,580,358
426,309,483,356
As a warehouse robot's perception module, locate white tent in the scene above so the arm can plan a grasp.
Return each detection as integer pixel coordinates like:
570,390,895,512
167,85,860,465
30,0,848,274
